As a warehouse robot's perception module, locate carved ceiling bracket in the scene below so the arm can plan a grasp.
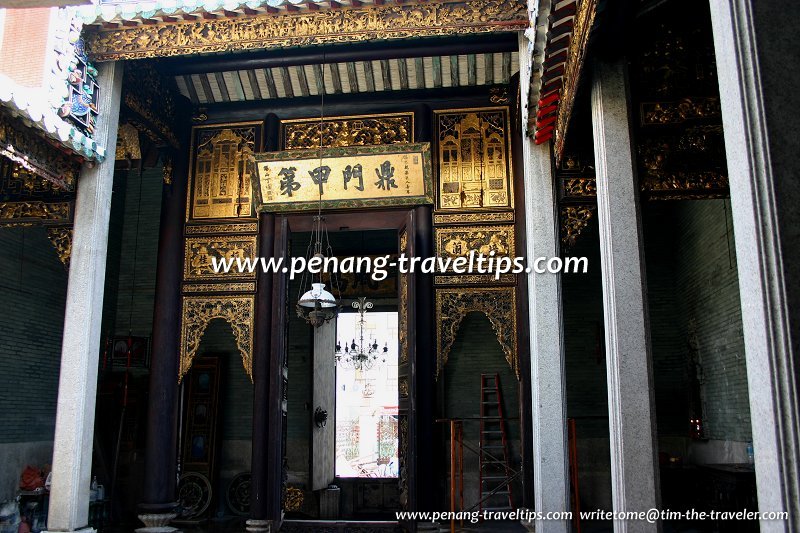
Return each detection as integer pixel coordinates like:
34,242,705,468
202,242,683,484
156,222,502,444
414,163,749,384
560,205,596,249
180,295,255,383
435,287,518,380
557,155,596,250
46,226,73,269
120,63,181,149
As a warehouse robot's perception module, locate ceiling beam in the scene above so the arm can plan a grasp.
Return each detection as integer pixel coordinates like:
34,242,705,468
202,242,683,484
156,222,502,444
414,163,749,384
156,34,518,76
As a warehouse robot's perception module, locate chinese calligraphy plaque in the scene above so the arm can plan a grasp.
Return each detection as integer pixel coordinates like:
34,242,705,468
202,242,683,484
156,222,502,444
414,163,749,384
253,143,433,212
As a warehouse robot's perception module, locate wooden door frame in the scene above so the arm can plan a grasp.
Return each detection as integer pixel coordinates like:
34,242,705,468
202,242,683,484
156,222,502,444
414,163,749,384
266,206,434,521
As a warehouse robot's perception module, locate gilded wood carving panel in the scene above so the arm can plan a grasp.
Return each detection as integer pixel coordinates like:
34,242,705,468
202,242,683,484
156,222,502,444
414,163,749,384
434,108,513,210
189,123,262,220
281,113,413,150
435,287,517,380
180,295,255,382
184,235,258,281
434,224,515,260
0,201,72,227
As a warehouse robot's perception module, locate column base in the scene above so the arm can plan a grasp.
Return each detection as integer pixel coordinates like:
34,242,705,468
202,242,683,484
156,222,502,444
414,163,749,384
245,519,271,532
136,512,179,533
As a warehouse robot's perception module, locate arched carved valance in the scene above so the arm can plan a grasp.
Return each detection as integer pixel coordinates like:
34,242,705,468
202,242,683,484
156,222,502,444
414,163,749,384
180,295,255,382
435,287,518,380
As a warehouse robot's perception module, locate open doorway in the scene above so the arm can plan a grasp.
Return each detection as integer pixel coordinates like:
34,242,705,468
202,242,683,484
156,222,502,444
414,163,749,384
284,226,404,519
334,309,399,479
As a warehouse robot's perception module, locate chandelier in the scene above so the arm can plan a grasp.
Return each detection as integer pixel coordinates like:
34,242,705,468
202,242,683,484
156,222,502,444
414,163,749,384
336,297,389,372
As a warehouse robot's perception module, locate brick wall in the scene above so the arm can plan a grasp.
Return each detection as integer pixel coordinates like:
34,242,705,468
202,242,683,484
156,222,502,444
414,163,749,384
0,8,51,88
442,311,522,509
672,200,749,442
196,319,254,442
0,226,67,444
643,203,690,437
112,167,162,338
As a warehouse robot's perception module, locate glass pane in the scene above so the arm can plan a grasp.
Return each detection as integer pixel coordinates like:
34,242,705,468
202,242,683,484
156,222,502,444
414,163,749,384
335,311,398,478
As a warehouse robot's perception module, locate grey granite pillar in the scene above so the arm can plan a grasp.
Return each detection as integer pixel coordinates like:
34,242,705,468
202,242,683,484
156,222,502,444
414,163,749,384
518,31,570,533
710,2,800,529
45,61,123,533
590,58,660,532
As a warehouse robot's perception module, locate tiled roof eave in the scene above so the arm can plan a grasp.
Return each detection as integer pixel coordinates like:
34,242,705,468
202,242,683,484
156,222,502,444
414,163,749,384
0,81,106,162
79,0,395,26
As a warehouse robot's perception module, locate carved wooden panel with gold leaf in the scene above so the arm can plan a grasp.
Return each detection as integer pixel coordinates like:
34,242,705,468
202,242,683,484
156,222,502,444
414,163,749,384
434,107,513,210
189,122,262,220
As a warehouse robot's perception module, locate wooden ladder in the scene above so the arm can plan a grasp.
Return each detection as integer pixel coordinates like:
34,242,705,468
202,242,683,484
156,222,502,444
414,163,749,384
479,373,514,512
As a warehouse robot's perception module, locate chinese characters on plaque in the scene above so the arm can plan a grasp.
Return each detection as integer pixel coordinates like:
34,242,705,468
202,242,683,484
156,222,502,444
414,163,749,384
253,143,432,211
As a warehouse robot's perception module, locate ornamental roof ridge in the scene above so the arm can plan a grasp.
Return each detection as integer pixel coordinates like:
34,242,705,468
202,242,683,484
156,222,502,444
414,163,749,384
78,0,426,26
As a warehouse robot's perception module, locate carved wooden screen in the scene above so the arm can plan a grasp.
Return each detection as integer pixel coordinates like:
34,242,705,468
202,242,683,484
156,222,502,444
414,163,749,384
189,122,263,220
434,107,513,210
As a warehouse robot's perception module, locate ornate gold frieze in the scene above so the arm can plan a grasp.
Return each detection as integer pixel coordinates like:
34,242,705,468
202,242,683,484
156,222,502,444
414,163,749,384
282,113,413,150
435,287,517,379
0,113,80,191
115,123,142,161
46,226,72,269
86,0,527,61
180,295,255,382
434,273,516,286
435,225,515,260
0,201,72,226
433,211,514,225
183,282,256,294
184,235,258,281
561,177,597,198
435,108,513,210
185,222,259,235
641,171,729,198
561,205,596,249
637,128,728,198
640,98,721,126
189,123,261,220
553,0,598,165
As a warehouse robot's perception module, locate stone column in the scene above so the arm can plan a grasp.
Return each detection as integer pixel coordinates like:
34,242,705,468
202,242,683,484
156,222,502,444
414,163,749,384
710,2,800,529
590,58,660,532
518,32,570,533
45,61,123,533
